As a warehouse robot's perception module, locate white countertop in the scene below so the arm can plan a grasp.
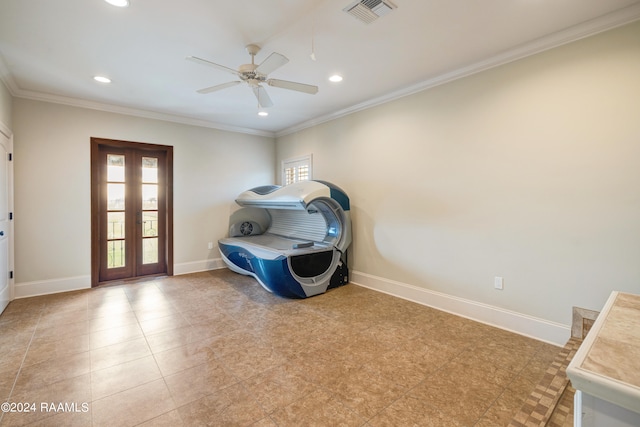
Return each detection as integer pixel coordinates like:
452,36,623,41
566,291,640,414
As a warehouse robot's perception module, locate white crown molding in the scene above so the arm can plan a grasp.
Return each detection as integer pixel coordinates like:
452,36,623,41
0,55,274,137
10,89,276,138
0,54,19,97
0,119,11,139
276,4,640,138
2,4,639,139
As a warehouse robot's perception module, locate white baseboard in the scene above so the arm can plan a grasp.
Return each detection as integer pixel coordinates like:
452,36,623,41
173,258,226,276
14,275,91,299
351,270,570,347
13,258,226,299
12,264,569,346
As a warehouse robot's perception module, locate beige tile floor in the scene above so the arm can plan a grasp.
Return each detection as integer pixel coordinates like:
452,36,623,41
0,269,560,426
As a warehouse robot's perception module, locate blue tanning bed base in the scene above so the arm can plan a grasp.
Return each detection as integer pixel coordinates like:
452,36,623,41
218,180,351,298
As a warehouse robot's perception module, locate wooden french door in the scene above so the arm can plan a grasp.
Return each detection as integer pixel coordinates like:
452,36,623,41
91,138,173,286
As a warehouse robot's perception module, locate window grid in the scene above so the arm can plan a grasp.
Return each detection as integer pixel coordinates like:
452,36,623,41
282,155,312,186
298,165,309,182
285,167,296,186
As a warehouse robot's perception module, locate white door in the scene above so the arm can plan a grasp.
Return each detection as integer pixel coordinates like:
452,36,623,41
0,124,13,314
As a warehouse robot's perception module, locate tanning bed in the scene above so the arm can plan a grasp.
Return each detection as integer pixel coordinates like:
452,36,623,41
218,180,351,298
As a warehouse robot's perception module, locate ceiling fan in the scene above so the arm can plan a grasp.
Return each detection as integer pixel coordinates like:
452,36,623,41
187,44,318,108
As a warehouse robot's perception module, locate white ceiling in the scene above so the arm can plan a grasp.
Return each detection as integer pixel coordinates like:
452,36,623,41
1,0,639,137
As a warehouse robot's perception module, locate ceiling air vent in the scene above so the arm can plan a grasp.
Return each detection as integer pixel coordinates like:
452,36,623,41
343,0,397,24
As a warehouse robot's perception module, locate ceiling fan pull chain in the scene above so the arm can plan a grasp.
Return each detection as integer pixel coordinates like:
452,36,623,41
310,23,317,61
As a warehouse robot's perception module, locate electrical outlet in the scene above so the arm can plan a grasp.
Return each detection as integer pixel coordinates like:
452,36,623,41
494,276,504,290
207,242,213,250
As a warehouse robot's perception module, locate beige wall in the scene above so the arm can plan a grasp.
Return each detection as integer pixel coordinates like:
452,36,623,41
276,21,640,326
13,99,275,285
0,79,12,128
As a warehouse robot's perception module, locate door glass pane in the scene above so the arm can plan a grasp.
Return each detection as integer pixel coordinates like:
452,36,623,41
107,154,125,182
142,238,158,264
142,184,157,210
107,212,125,239
107,240,125,268
142,157,158,183
108,183,125,210
143,211,158,237
106,153,126,270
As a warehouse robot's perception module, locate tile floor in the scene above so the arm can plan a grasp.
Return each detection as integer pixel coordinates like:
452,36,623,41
509,337,579,427
0,269,561,426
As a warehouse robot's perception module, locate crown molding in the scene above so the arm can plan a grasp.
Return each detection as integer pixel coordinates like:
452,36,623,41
0,55,276,138
276,4,640,138
13,89,276,138
0,54,19,97
2,4,639,140
0,120,11,139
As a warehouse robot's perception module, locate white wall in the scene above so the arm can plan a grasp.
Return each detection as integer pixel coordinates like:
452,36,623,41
276,21,640,334
13,99,275,292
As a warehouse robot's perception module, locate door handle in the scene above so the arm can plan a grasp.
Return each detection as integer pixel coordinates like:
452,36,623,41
136,212,142,225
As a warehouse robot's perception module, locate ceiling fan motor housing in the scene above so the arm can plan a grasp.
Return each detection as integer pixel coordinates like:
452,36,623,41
238,64,266,85
188,42,318,107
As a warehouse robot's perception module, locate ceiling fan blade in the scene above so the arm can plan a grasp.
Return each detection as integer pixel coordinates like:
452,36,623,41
255,52,289,76
267,79,319,95
186,56,239,76
252,85,274,108
197,81,241,94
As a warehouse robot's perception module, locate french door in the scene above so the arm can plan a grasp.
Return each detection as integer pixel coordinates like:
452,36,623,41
91,138,173,286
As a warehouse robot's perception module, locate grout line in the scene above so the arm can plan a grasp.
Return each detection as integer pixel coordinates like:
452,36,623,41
359,329,486,424
1,304,46,424
125,280,183,426
3,273,572,426
508,338,580,427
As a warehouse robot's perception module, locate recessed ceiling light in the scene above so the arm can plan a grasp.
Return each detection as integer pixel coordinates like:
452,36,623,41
329,75,343,83
94,76,112,83
258,111,269,117
104,0,130,7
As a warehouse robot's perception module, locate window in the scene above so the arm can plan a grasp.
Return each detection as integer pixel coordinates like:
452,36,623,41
282,154,312,186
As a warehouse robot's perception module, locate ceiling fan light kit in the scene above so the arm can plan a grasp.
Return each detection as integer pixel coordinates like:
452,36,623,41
104,0,130,7
187,44,319,110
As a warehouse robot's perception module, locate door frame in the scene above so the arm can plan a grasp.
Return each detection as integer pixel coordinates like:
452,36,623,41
90,137,173,287
0,120,14,313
